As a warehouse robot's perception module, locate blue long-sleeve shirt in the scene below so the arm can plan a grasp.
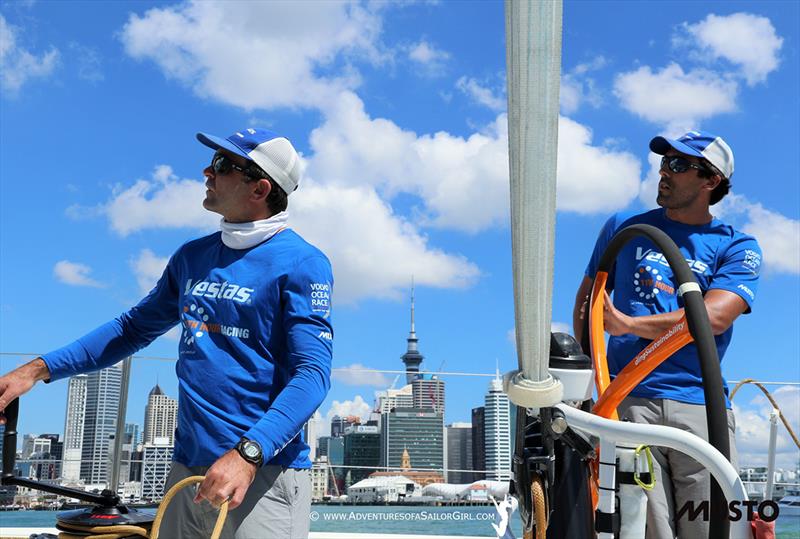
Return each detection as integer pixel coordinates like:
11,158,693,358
43,229,333,468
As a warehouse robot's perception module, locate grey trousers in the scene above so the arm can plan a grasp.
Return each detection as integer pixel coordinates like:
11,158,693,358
159,461,311,539
617,397,738,539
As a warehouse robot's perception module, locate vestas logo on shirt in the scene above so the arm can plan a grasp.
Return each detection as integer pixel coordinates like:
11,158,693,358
635,247,709,275
184,279,254,303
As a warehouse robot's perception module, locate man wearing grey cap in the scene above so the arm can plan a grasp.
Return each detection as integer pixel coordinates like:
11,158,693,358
572,131,761,538
0,127,333,538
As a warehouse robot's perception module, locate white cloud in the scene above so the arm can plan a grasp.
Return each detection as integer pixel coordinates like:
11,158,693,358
0,14,59,94
131,249,170,294
332,363,393,388
715,194,800,275
614,63,738,132
455,76,505,112
561,56,606,114
681,13,783,86
734,385,800,469
309,93,641,233
53,260,105,288
69,42,104,83
120,1,385,111
290,178,480,303
407,40,449,75
101,165,218,236
556,117,641,214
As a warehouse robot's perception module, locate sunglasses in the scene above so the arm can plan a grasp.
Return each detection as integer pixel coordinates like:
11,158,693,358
211,153,257,178
660,155,708,174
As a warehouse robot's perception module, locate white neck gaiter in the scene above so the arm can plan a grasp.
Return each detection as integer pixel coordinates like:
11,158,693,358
219,211,289,250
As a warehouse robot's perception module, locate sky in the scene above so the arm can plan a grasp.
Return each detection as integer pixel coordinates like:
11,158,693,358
0,0,798,470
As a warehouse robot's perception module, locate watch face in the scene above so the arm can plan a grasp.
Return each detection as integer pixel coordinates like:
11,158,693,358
243,442,261,459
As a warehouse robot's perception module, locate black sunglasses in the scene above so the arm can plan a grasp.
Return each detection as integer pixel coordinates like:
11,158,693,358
660,155,708,174
211,153,258,178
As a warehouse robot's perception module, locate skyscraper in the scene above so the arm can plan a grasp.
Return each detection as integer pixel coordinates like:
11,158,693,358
446,423,473,484
381,408,444,471
412,374,445,415
62,374,88,483
471,407,485,481
143,384,177,445
343,425,381,484
400,285,423,384
484,374,512,481
375,384,413,415
81,364,123,485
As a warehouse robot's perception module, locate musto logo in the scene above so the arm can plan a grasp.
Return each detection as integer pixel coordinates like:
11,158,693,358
181,303,250,345
677,500,779,522
633,266,675,301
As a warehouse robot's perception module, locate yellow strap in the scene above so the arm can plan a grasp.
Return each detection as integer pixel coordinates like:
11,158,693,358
634,445,655,490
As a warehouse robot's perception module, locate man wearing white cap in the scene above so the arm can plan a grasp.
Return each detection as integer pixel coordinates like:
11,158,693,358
0,128,333,538
572,131,761,538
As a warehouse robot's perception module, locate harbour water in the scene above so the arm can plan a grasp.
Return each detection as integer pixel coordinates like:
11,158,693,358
1,505,799,538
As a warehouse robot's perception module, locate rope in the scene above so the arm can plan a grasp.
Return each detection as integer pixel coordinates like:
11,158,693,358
730,378,800,450
55,476,228,539
522,473,548,539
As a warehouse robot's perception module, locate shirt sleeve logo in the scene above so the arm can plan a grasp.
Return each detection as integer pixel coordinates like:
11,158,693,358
310,282,331,318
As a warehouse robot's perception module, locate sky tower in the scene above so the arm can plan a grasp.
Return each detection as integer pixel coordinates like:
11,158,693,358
401,280,424,384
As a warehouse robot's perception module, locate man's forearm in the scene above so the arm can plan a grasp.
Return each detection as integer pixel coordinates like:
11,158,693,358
22,358,51,383
626,309,687,340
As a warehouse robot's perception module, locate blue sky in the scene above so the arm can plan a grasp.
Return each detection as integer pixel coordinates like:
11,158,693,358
1,1,798,469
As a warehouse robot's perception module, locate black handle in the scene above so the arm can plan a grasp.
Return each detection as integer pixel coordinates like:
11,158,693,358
1,398,19,480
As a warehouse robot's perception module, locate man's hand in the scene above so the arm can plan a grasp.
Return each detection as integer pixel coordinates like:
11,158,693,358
0,358,51,424
193,449,257,510
602,290,634,336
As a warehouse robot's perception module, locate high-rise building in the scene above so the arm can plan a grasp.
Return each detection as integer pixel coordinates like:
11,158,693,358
471,407,486,481
381,408,443,472
343,425,380,484
310,456,330,501
412,375,445,415
143,384,177,445
80,364,124,486
330,415,361,438
62,374,88,483
303,411,323,461
446,423,473,484
375,384,414,415
484,375,512,481
125,423,141,447
141,438,173,501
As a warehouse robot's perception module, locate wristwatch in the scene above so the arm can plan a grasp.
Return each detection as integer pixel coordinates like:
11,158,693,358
235,438,263,467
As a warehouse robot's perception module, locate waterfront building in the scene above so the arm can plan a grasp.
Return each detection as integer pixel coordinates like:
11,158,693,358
347,475,420,503
381,408,444,472
143,384,177,445
80,364,124,486
62,374,88,483
484,375,512,481
343,425,380,484
446,422,473,484
141,437,173,501
371,447,444,488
